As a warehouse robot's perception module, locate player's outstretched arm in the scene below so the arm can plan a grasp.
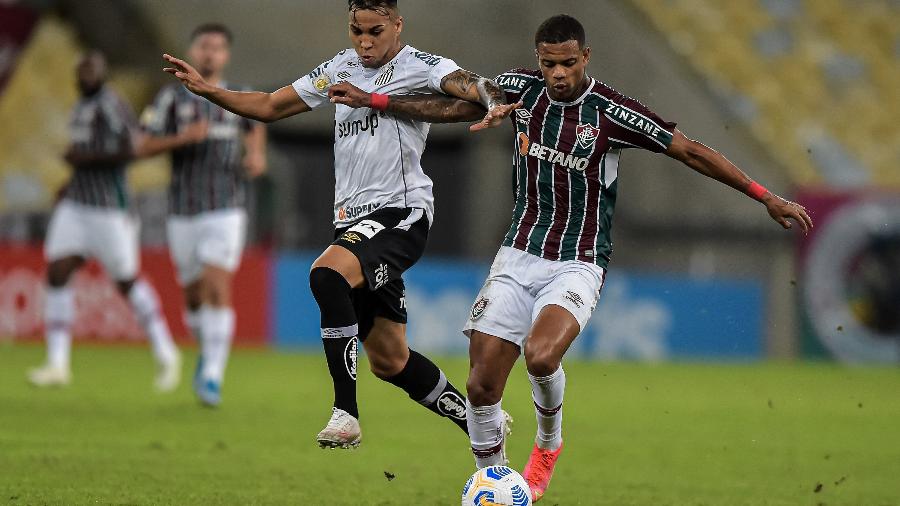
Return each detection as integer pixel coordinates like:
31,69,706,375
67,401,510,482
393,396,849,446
162,54,310,123
440,69,521,131
328,81,486,123
133,120,208,159
328,81,520,130
666,129,813,233
63,144,132,167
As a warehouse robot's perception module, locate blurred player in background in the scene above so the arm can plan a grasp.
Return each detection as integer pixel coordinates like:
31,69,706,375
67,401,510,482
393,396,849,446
28,50,181,392
159,0,516,448
335,13,814,501
139,24,267,407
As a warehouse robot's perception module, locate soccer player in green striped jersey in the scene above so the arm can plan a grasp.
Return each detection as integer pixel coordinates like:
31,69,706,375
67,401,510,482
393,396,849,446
327,14,812,502
29,51,181,392
141,24,268,407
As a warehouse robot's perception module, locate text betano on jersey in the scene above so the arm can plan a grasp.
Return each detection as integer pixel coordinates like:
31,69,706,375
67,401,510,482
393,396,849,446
515,102,669,173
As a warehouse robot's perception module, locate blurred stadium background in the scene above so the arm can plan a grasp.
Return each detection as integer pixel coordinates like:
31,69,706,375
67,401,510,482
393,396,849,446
2,0,898,362
0,0,898,504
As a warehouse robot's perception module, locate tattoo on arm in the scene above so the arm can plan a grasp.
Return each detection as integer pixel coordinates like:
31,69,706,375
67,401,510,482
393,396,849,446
442,70,505,110
442,70,480,96
386,94,487,123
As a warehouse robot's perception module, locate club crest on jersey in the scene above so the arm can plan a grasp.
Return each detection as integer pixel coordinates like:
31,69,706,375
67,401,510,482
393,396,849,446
375,63,395,87
471,296,490,320
576,123,602,149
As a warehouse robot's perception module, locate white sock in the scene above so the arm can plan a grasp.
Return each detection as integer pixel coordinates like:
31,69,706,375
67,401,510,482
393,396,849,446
199,305,235,383
185,309,201,340
44,286,74,370
529,366,566,450
466,399,505,468
128,278,178,366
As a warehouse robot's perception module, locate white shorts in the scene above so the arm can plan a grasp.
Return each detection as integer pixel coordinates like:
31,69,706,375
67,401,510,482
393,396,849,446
166,208,247,285
463,246,606,348
44,200,140,281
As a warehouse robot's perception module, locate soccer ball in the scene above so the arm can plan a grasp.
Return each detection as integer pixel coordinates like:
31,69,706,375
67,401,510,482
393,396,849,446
461,465,532,506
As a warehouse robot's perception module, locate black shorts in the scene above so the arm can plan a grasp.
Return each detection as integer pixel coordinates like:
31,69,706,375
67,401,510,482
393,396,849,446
332,207,429,340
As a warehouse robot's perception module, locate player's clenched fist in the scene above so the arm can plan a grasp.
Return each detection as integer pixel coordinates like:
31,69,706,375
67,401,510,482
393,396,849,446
328,81,373,109
162,54,215,96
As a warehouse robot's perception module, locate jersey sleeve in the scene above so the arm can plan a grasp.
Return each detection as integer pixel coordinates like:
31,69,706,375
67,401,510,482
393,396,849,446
602,90,677,153
291,51,345,110
141,86,178,136
495,68,541,103
406,49,461,93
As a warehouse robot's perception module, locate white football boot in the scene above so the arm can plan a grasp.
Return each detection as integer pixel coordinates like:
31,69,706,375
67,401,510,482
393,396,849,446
27,364,71,387
154,351,182,393
317,407,362,449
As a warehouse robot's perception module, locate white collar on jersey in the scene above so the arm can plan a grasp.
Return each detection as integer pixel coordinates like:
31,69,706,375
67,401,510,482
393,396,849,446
362,44,409,76
544,77,596,107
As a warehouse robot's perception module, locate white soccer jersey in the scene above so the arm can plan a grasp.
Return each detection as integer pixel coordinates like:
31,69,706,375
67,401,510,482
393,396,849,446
292,45,461,226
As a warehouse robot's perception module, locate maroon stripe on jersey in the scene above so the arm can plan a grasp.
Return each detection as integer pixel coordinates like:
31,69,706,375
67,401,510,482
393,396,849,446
513,93,551,250
542,105,578,260
577,172,603,262
578,109,605,263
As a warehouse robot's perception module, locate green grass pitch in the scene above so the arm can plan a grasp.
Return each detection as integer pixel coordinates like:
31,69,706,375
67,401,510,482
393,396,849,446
1,343,898,505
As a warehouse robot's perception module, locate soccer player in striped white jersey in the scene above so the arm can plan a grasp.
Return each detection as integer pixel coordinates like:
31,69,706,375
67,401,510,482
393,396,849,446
139,24,268,407
159,0,517,449
28,51,181,392
338,14,814,502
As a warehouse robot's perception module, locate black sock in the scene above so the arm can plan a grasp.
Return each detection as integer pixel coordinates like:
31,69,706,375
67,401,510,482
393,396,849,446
384,349,468,433
310,267,359,419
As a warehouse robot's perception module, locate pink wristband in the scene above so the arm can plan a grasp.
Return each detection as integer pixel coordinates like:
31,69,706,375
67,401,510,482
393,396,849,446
370,93,389,111
745,181,768,201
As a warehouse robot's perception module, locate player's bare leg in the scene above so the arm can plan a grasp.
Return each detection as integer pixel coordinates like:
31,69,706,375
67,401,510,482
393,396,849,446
28,256,84,387
366,317,470,434
310,245,365,448
521,304,580,502
189,264,236,407
116,278,180,392
466,331,519,468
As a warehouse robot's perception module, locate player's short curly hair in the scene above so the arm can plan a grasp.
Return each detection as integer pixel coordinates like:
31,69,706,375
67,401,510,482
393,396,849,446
190,23,233,45
348,0,397,14
535,14,586,48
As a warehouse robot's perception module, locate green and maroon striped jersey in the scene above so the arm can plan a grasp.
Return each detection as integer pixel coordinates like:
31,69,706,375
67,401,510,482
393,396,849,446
66,86,137,209
142,83,256,216
495,68,677,268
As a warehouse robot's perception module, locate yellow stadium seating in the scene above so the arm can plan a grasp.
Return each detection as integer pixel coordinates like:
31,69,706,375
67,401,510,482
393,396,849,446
631,0,900,187
0,18,170,212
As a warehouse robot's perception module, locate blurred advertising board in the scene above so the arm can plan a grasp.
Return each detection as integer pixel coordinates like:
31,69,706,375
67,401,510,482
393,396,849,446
797,189,900,363
0,245,271,345
0,3,39,94
274,253,763,360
